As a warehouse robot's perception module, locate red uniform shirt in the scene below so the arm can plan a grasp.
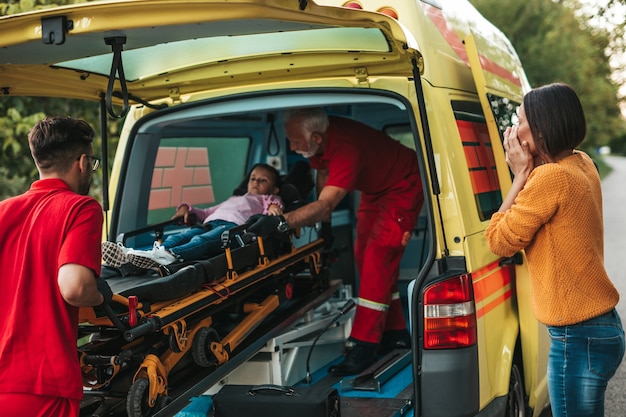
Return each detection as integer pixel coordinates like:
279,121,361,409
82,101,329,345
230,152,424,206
309,116,423,345
0,179,103,400
309,115,419,199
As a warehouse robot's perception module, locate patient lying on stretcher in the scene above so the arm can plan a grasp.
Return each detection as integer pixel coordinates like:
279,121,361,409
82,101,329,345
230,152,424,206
102,163,283,269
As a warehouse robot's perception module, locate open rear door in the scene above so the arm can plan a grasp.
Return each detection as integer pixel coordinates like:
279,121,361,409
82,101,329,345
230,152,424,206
464,29,528,189
0,0,422,115
464,30,549,414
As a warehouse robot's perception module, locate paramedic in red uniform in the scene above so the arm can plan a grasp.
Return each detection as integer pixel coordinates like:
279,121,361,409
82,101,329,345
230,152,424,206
249,107,423,375
0,116,112,417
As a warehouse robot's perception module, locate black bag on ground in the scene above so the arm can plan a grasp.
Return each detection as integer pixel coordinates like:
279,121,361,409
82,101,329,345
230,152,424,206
212,384,340,417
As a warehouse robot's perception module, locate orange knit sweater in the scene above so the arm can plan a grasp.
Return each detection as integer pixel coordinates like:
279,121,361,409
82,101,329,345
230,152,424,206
486,150,619,326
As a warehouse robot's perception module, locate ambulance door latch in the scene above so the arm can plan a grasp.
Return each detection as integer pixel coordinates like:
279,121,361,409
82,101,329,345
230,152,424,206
499,252,523,266
42,16,73,45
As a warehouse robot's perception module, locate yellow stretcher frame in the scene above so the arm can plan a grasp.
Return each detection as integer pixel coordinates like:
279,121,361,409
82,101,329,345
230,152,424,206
79,231,327,417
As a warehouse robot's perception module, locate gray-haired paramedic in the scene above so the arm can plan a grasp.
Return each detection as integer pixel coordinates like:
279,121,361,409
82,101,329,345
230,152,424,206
248,107,423,376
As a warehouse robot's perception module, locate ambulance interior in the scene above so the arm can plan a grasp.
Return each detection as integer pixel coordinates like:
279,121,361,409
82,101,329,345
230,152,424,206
83,92,433,416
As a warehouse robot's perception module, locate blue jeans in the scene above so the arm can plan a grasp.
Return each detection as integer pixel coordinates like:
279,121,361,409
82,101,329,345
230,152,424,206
162,220,237,262
547,309,625,417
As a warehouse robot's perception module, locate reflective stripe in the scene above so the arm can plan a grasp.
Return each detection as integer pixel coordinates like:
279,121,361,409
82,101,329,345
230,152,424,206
358,297,389,312
391,291,400,301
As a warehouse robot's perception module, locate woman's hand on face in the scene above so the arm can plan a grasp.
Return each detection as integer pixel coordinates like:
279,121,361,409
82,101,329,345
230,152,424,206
504,125,534,180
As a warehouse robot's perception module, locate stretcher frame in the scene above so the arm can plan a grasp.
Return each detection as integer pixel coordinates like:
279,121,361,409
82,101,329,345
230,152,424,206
79,223,329,417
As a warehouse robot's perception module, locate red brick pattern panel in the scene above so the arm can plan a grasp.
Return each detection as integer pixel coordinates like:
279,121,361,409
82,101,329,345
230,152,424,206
148,147,214,210
457,120,500,193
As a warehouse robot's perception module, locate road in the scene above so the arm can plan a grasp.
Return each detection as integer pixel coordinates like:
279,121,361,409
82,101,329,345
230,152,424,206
602,155,626,416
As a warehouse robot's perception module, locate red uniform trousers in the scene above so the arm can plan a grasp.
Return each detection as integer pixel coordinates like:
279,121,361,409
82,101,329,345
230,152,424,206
350,173,422,345
0,393,80,417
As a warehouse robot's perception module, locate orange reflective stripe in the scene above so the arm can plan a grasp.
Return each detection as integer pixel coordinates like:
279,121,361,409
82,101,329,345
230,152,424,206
471,261,513,319
476,289,513,319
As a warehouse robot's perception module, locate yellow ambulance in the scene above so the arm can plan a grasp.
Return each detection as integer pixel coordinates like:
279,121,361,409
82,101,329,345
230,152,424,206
0,0,550,416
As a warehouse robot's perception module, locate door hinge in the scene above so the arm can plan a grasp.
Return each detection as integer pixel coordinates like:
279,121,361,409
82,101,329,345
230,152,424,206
354,67,369,84
169,88,181,103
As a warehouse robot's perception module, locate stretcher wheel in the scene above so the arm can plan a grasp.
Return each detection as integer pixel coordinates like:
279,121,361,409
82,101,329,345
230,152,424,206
127,377,159,417
192,326,220,367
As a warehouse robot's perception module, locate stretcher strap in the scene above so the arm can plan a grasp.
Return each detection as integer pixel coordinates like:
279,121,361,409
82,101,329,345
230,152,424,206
203,282,231,300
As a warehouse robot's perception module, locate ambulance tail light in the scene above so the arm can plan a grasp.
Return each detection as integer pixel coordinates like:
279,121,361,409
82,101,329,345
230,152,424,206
343,2,363,9
423,274,477,349
342,3,399,20
377,7,398,19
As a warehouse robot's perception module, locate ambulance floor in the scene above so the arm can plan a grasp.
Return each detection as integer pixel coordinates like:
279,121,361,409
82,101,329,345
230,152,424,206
176,280,415,417
176,356,414,417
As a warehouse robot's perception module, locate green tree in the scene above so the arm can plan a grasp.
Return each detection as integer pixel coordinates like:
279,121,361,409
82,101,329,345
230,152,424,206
470,0,626,154
0,0,90,15
0,0,120,201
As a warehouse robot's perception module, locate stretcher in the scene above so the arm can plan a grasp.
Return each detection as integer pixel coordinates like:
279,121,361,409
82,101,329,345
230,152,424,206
78,162,330,417
79,224,329,417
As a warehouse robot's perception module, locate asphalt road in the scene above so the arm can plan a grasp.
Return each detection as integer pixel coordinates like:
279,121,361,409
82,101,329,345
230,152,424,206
601,155,626,416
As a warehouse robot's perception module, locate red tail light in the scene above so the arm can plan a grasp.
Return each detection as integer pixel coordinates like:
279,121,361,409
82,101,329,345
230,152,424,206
343,2,363,9
423,274,477,349
377,7,399,19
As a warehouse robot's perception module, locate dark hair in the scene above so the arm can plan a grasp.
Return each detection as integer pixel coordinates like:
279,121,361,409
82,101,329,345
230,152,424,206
249,163,281,189
523,83,586,158
28,116,95,174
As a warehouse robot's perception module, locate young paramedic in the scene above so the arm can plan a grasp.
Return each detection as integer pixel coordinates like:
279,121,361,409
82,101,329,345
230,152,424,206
248,107,424,376
0,116,112,417
486,83,624,417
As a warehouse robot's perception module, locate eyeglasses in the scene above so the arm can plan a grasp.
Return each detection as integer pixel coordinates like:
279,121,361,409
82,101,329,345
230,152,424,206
77,154,101,171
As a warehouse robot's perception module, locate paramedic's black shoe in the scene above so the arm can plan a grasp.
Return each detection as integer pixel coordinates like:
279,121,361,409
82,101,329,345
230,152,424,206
378,329,411,355
329,342,378,376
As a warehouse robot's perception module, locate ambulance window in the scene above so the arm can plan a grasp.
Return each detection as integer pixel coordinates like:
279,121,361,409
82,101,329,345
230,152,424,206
385,125,415,150
452,101,502,221
486,94,520,186
146,136,250,224
486,93,520,140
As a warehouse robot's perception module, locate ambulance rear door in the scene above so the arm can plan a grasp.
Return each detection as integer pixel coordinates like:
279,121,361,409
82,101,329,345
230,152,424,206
464,29,550,414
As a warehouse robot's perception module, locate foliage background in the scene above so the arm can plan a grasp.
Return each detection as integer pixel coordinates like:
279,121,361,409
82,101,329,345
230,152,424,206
470,0,626,156
1,0,625,200
0,0,121,201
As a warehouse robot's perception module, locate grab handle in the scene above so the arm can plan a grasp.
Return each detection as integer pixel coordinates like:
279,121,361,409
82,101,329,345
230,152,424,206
248,385,297,396
123,316,163,342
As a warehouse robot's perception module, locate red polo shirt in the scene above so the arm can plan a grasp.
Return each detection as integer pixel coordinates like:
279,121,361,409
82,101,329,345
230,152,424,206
0,179,103,400
309,116,419,200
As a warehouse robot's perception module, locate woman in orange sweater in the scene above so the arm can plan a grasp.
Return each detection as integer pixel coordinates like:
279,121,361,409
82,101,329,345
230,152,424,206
486,83,624,417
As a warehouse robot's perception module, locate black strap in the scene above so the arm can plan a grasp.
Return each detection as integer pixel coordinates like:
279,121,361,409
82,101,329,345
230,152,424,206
105,36,130,119
266,113,280,156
